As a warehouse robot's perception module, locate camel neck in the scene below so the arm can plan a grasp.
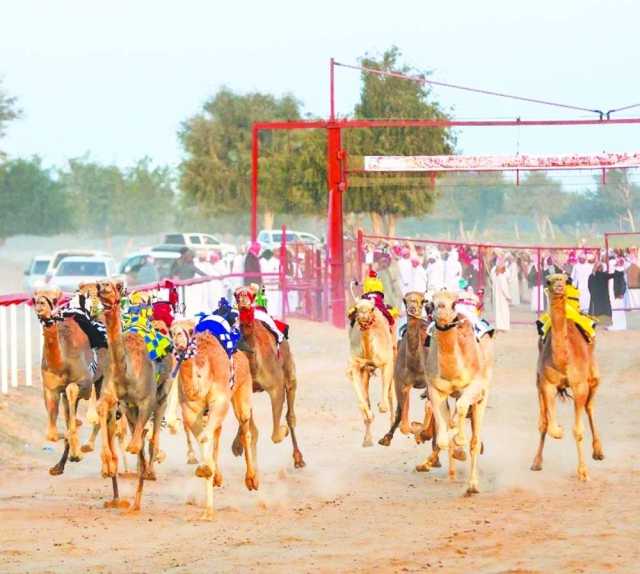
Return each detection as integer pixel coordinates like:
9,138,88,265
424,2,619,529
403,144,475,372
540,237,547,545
549,292,568,369
406,316,422,351
104,306,126,372
42,324,64,372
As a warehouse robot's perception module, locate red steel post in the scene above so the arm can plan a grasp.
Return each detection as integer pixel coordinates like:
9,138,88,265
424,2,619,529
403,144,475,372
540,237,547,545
356,228,364,283
330,58,336,121
280,223,287,321
327,125,346,328
251,125,259,242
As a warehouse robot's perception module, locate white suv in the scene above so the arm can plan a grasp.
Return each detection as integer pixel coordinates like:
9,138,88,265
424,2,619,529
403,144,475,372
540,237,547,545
257,229,322,250
162,233,236,257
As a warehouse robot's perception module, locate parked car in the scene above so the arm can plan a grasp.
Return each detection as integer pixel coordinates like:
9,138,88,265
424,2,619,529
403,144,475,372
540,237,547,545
48,256,118,293
119,249,180,286
162,233,236,257
23,255,53,292
257,229,323,250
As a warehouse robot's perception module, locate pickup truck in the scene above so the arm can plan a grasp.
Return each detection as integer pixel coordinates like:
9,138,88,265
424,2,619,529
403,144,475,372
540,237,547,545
162,233,237,257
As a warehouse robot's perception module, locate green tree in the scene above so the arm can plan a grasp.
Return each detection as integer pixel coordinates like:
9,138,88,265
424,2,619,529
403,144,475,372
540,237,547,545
344,46,456,234
0,157,71,239
589,170,639,231
0,80,22,159
178,88,324,229
505,172,570,240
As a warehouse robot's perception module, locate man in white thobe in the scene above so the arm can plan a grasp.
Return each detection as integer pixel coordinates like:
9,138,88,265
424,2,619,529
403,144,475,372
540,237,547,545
425,250,445,292
444,249,462,292
570,253,593,312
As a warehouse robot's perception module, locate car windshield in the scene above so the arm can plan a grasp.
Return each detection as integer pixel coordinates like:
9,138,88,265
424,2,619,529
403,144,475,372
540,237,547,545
164,234,185,244
32,260,50,274
155,257,176,279
56,261,107,277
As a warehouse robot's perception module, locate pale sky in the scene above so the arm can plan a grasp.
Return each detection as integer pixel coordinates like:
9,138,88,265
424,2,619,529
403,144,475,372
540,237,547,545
2,0,639,189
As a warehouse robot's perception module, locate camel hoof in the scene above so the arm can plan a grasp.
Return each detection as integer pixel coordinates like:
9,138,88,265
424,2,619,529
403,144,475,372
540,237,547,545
104,499,130,510
577,468,589,482
245,474,259,491
431,458,442,468
593,448,605,461
548,425,564,440
213,472,223,487
46,430,60,442
293,451,306,469
465,485,480,496
377,402,389,414
452,447,466,462
362,437,374,448
378,435,392,447
69,454,83,463
195,464,213,479
271,425,289,444
48,464,64,476
530,461,543,471
231,436,244,457
187,453,198,465
81,444,94,453
125,504,141,515
142,469,156,481
199,509,215,521
126,442,141,455
416,463,431,473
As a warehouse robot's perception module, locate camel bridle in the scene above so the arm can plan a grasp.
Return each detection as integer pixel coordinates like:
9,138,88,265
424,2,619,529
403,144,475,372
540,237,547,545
35,296,64,327
357,312,376,331
171,327,197,377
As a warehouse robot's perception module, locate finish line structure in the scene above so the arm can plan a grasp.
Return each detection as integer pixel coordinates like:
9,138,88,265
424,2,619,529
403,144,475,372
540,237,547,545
250,59,640,328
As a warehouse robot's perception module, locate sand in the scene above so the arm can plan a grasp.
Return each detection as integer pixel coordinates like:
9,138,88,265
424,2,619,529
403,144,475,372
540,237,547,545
1,318,639,574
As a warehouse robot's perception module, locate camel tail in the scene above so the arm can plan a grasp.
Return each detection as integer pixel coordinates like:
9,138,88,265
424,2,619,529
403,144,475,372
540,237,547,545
557,387,573,401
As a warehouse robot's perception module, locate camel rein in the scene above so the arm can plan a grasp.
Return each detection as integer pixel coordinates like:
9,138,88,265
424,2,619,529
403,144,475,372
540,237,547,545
171,331,197,378
434,317,463,332
358,314,376,331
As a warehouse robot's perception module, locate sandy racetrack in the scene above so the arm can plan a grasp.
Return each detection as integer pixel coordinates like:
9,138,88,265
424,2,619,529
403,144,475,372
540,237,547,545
1,319,639,573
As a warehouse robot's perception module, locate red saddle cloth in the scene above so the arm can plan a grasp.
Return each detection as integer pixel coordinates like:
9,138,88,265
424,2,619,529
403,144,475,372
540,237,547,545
361,292,395,327
152,301,175,333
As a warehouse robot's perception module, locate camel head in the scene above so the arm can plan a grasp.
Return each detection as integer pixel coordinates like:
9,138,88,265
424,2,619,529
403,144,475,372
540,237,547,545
234,284,258,310
33,288,63,322
96,278,125,311
432,290,459,327
546,273,568,298
403,291,425,318
169,319,196,352
354,299,376,330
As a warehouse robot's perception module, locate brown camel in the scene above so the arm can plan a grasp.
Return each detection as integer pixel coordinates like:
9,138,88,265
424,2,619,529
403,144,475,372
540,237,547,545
531,273,603,481
234,287,305,469
422,290,494,495
170,319,258,519
379,291,434,445
33,288,107,475
96,280,173,511
347,299,396,447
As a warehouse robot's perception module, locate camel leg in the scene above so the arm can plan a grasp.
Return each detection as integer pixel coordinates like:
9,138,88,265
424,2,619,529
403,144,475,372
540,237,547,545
542,381,563,439
185,423,198,465
130,442,148,513
466,400,487,495
573,389,589,481
266,384,288,444
146,387,171,480
127,400,153,455
531,385,548,471
416,438,440,472
196,397,229,482
350,366,374,447
86,382,99,426
586,385,604,461
81,422,101,453
284,370,305,469
430,387,451,451
64,383,83,462
378,364,393,414
231,388,259,490
43,387,62,442
165,375,180,435
450,380,485,447
97,391,118,477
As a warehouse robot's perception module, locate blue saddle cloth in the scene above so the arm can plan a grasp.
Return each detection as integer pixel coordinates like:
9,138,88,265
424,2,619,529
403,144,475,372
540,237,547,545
194,313,240,358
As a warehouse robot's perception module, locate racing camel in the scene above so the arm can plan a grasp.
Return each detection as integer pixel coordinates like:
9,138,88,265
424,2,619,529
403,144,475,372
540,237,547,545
170,319,258,519
33,287,107,475
348,299,396,447
234,286,305,468
424,290,494,495
96,280,173,511
531,273,604,481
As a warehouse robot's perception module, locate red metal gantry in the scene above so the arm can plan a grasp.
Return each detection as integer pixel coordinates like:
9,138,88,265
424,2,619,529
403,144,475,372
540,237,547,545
250,59,640,328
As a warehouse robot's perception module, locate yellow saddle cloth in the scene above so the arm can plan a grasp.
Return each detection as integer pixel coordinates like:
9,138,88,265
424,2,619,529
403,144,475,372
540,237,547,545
538,285,597,340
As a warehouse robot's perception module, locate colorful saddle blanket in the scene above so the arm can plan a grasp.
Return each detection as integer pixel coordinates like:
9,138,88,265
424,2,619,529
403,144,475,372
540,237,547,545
254,307,288,343
59,307,108,350
122,305,172,361
194,313,241,358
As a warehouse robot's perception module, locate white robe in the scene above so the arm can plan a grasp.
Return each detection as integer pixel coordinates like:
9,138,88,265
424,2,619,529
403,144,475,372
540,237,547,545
444,252,462,292
609,275,627,331
571,262,593,312
397,258,414,295
493,271,511,331
260,257,282,318
426,259,445,292
411,264,428,293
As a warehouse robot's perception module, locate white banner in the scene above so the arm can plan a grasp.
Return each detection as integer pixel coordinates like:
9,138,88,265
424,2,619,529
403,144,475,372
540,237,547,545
363,153,640,172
